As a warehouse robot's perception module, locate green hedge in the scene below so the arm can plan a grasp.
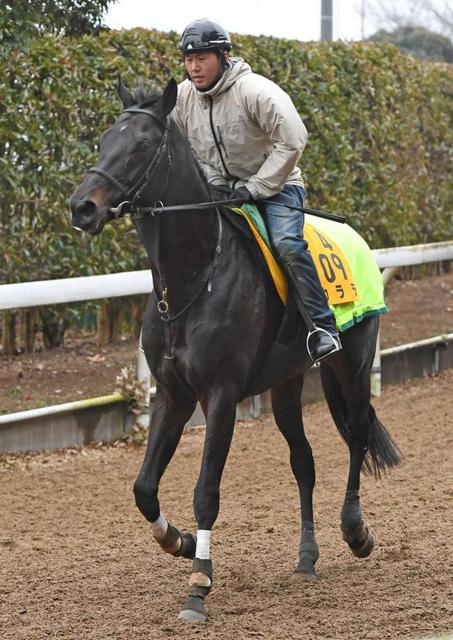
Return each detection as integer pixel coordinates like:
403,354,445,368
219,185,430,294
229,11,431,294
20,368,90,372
1,29,452,285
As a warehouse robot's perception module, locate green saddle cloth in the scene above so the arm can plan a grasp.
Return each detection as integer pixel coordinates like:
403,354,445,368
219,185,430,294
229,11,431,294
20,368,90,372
233,204,388,333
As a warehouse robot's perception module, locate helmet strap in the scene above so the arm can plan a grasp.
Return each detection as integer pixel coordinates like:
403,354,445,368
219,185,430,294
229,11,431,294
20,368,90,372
219,50,230,70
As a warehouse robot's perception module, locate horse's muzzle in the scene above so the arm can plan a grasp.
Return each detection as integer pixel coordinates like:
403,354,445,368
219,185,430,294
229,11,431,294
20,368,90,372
69,195,105,234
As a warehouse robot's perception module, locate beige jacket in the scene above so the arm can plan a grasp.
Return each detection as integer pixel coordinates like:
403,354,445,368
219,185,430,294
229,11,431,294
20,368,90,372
172,58,307,199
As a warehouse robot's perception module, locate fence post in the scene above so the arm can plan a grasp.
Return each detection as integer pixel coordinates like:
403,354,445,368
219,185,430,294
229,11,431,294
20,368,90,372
371,266,402,397
136,329,152,427
371,329,382,397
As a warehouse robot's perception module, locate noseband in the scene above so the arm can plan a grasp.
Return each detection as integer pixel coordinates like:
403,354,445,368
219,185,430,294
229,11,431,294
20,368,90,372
88,107,172,218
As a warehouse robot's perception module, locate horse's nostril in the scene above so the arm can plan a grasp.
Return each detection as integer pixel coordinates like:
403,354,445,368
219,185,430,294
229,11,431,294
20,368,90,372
75,198,97,218
70,197,99,231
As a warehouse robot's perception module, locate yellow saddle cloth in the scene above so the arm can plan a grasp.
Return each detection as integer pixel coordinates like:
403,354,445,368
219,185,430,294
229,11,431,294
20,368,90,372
232,205,387,332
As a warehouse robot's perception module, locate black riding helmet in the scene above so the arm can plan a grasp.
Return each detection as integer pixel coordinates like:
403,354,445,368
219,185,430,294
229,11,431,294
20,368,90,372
179,19,232,54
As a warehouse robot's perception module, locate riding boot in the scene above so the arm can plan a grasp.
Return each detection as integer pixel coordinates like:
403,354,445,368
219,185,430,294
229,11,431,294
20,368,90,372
282,252,341,364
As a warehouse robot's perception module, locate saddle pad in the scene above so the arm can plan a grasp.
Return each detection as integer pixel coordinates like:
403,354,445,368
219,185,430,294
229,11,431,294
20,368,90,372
232,204,388,332
302,222,358,305
231,205,288,304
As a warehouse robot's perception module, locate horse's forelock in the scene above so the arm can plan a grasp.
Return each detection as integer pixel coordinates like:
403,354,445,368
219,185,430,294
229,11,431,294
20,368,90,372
129,87,161,110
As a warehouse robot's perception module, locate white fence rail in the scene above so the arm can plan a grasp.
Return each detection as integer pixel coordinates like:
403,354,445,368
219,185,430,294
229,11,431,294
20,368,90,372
1,241,452,312
0,240,452,448
0,270,153,311
373,241,453,269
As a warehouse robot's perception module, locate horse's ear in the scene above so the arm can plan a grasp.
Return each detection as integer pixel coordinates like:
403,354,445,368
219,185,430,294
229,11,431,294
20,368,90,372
117,76,134,108
159,78,178,118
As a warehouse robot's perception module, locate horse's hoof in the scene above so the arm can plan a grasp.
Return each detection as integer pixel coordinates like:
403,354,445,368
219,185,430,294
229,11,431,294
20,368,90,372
351,529,375,558
293,558,317,580
178,608,207,623
292,569,317,581
178,595,207,623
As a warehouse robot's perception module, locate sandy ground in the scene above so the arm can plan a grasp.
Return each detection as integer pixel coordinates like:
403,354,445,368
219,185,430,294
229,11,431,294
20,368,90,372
1,369,452,639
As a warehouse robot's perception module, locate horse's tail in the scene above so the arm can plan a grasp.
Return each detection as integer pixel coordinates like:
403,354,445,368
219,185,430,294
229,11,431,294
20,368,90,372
319,363,402,478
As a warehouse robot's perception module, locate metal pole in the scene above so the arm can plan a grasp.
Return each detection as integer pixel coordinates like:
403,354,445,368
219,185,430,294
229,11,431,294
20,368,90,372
360,0,367,39
321,0,333,41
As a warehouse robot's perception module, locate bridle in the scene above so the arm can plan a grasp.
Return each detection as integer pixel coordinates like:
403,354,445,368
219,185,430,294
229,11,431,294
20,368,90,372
87,107,172,219
87,104,223,340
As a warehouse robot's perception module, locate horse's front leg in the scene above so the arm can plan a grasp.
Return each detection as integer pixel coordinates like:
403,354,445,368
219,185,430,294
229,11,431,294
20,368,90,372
178,388,237,623
133,386,198,559
271,375,320,579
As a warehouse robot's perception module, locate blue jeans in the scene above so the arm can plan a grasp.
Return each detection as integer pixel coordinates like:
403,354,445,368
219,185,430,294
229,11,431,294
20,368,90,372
261,184,336,331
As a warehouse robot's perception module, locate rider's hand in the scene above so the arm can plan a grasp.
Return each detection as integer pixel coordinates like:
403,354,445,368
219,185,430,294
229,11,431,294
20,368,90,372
229,186,254,203
209,184,231,201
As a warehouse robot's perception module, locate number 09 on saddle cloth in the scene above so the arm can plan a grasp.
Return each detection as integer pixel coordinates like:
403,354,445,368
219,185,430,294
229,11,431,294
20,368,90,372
232,204,388,333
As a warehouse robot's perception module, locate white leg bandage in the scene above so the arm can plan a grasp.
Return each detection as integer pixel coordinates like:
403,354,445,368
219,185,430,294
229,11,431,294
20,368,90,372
151,514,168,541
196,529,211,560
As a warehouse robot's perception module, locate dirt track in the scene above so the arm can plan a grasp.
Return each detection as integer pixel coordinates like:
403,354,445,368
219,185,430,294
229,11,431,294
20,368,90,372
1,371,453,639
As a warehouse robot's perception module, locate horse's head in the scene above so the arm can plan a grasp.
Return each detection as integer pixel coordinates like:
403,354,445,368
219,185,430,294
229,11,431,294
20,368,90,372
69,78,178,235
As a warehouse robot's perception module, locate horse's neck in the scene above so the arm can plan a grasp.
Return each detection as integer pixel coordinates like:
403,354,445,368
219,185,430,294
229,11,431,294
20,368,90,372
136,124,218,304
166,122,213,205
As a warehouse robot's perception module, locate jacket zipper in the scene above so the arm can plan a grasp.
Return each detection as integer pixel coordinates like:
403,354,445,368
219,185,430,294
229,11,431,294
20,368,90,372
216,126,228,158
208,96,237,183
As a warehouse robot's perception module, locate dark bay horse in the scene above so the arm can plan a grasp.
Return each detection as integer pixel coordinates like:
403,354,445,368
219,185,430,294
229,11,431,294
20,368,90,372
69,78,401,622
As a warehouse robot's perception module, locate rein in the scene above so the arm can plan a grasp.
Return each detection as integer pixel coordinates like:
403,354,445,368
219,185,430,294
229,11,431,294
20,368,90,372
86,105,345,354
90,108,345,225
131,199,347,224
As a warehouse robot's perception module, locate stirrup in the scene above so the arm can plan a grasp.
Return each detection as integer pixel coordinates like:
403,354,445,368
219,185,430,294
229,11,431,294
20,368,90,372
306,326,341,364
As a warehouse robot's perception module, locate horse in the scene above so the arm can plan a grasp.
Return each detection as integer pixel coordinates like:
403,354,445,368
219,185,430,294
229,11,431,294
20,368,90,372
69,78,401,623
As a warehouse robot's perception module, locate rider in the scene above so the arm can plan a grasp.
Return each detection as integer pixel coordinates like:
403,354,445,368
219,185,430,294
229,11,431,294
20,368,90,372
173,19,341,363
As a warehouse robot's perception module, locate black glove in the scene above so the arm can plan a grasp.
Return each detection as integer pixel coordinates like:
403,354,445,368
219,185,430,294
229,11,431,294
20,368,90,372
208,184,231,202
229,186,254,204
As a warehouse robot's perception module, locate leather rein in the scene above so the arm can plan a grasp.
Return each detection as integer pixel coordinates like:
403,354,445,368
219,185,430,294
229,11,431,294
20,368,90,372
86,106,345,349
88,106,346,224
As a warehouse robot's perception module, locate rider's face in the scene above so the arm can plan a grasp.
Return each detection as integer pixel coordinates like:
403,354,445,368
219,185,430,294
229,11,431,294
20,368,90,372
184,51,223,89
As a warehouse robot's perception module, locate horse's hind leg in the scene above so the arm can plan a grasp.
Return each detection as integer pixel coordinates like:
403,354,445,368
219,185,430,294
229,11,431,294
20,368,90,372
133,386,197,559
271,375,320,579
337,367,376,559
322,316,401,558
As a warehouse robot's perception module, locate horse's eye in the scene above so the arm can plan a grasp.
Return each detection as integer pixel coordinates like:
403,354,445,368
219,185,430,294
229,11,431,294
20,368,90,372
138,141,151,151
